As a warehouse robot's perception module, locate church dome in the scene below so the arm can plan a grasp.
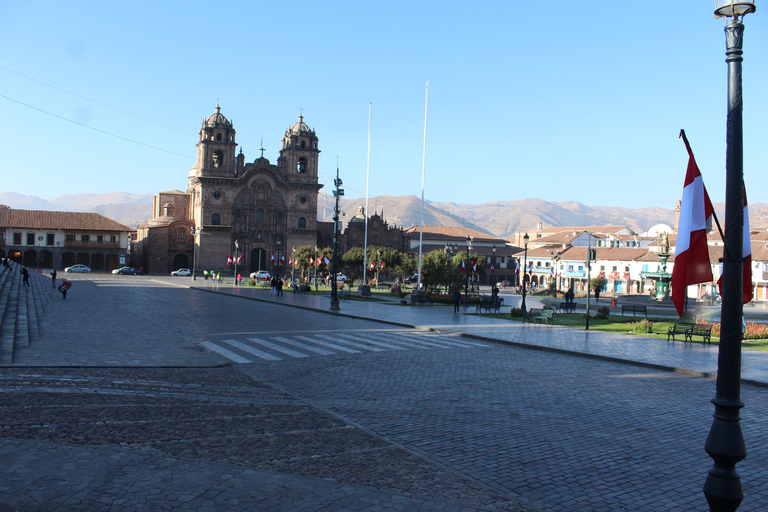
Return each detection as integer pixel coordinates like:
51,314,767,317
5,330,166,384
348,206,366,224
205,106,232,128
286,115,314,137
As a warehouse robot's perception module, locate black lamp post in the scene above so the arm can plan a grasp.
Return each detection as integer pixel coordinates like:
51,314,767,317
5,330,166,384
491,244,496,288
233,240,239,286
521,233,529,313
464,236,473,306
291,247,295,286
330,166,343,311
276,239,281,283
703,2,754,510
192,225,200,280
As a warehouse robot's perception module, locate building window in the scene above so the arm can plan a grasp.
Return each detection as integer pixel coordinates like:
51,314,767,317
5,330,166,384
255,208,264,222
276,211,282,221
46,234,54,246
177,228,185,238
297,157,307,173
298,217,307,229
97,235,104,242
235,209,241,218
66,234,74,242
110,235,117,242
300,141,306,148
26,233,34,245
81,234,90,242
211,214,220,225
216,133,222,142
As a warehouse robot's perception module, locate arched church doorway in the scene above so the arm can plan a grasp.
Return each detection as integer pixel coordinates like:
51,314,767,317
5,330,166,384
173,254,189,270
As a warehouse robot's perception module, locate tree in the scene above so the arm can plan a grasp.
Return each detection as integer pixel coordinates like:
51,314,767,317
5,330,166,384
341,247,365,283
590,276,607,293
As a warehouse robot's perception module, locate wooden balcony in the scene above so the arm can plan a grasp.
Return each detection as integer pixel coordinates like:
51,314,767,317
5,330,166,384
65,240,122,249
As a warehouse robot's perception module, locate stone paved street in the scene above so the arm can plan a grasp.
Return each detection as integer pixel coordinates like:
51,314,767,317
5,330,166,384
1,274,767,511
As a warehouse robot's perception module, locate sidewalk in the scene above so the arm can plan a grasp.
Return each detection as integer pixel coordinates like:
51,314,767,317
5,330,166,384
180,278,768,386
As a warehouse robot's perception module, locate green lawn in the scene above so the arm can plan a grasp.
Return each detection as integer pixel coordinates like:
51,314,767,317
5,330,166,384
485,313,768,351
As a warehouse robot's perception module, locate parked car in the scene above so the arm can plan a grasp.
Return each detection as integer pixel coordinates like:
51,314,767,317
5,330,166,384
171,268,191,276
65,264,91,273
406,274,420,284
496,280,512,288
112,267,142,275
700,293,722,304
336,273,349,281
250,270,271,280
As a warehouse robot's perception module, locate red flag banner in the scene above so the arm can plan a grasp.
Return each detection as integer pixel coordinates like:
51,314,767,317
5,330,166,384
671,130,716,316
270,255,275,265
380,261,385,269
461,261,465,274
717,186,753,304
472,260,477,275
227,256,232,266
490,263,495,275
280,256,285,265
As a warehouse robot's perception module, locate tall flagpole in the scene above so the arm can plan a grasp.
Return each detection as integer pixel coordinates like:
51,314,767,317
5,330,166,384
417,82,428,289
363,103,372,285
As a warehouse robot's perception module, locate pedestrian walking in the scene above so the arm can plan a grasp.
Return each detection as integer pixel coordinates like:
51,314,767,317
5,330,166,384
216,272,222,284
270,277,278,295
452,289,462,313
21,267,30,287
51,269,57,288
203,270,208,280
58,280,71,299
237,273,242,286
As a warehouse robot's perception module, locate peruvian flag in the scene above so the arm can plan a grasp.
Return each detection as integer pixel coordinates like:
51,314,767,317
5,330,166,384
490,263,495,275
236,255,242,264
324,256,330,267
671,130,715,316
717,187,753,304
309,256,314,266
370,262,375,271
280,255,285,265
380,261,385,269
288,257,293,266
472,260,477,275
528,261,533,275
270,255,275,265
227,256,232,266
515,261,520,275
461,261,466,274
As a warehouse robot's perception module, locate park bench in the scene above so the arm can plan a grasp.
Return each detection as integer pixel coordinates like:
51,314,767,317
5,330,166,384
556,302,576,314
525,308,554,325
410,294,433,306
621,304,648,317
338,289,352,299
476,296,503,314
667,322,712,343
685,323,713,343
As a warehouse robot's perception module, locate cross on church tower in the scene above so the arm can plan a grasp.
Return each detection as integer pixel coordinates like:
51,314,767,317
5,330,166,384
260,138,265,158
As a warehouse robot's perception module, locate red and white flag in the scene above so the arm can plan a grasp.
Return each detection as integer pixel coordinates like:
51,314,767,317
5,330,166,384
515,261,520,275
309,256,314,266
671,130,715,317
461,261,466,274
717,187,753,304
380,261,385,269
490,263,495,275
472,260,477,275
528,261,533,275
289,257,293,266
236,255,242,264
227,256,232,266
270,255,275,265
280,255,285,265
370,262,375,271
324,256,330,267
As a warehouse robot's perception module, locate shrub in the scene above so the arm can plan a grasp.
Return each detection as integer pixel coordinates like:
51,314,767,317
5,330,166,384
633,319,654,334
595,306,611,319
700,320,768,340
509,307,525,317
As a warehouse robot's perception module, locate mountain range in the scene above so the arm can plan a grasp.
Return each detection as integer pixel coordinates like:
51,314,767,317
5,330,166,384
3,191,767,240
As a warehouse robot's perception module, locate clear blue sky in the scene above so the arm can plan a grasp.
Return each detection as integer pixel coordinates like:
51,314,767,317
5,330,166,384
1,1,766,209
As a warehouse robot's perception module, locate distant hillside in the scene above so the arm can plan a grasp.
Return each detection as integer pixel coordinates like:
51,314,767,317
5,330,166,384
4,190,768,237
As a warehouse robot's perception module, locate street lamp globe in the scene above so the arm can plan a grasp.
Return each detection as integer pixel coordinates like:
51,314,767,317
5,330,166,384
715,0,756,19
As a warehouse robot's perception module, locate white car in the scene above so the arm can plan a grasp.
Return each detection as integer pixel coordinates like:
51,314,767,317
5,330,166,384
65,264,91,273
250,270,271,280
171,268,191,276
336,273,348,281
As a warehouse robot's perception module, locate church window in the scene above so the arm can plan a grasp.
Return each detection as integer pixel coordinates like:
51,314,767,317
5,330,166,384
300,141,305,148
256,208,264,222
298,217,306,229
216,133,222,141
177,229,185,238
300,196,307,204
276,211,282,221
235,209,241,218
212,152,223,168
213,191,221,199
297,157,307,173
212,213,221,225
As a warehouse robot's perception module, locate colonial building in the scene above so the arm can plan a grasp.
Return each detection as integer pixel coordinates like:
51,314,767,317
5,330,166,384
0,205,131,270
136,107,322,275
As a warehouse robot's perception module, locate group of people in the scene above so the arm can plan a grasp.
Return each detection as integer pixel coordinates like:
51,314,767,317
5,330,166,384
270,276,284,296
202,270,222,283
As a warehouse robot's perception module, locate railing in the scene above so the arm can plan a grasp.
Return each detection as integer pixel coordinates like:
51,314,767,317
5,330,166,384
65,241,122,249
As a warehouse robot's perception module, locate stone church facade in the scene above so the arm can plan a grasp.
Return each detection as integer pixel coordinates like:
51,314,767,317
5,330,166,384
136,107,322,276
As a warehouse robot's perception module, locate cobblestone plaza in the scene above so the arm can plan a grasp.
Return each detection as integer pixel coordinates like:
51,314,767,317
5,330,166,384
1,272,767,511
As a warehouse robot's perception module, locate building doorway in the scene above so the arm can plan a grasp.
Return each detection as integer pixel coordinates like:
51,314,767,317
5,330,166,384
250,248,266,273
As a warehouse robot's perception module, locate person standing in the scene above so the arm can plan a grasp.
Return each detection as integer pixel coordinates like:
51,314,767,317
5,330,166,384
452,289,462,313
51,269,57,288
237,273,242,286
270,276,278,295
21,267,30,287
276,278,283,296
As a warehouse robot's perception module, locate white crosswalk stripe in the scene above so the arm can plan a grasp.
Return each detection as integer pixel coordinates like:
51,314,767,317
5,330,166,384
199,331,491,364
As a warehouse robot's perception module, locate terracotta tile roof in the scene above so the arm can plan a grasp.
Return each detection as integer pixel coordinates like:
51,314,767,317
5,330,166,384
529,225,631,236
407,243,523,256
0,206,131,232
404,225,506,243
